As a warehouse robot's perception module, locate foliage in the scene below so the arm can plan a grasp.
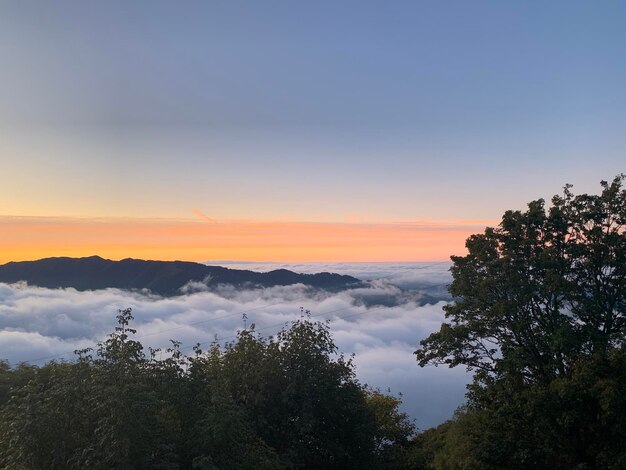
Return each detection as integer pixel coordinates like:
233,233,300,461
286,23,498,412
367,391,416,468
0,309,415,469
414,175,626,468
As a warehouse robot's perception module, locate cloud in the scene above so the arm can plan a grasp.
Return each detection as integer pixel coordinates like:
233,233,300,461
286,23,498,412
191,209,218,224
0,265,468,428
212,261,453,288
212,261,454,302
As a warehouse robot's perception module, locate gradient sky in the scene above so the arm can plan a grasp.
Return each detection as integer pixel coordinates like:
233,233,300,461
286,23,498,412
1,1,625,262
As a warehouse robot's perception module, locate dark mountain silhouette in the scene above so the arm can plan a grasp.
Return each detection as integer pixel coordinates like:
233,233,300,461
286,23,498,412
0,256,362,296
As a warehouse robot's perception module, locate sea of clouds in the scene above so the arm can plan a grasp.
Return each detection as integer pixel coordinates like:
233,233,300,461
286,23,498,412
0,262,469,429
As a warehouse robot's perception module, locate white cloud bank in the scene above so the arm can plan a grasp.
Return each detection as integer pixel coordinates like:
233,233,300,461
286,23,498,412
0,263,467,429
210,261,453,289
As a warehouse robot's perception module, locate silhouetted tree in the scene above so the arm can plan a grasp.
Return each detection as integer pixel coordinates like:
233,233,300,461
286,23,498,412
415,175,626,468
0,309,415,469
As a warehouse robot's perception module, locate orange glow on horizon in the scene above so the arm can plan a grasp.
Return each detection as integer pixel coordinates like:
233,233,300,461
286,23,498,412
0,216,494,264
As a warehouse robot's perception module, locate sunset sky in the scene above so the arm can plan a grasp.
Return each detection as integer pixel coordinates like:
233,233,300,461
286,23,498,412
1,1,625,262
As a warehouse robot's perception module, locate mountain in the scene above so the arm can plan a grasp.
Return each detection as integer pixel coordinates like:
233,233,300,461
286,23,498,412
0,256,362,296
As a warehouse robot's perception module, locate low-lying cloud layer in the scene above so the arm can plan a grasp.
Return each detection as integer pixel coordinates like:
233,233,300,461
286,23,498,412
213,261,453,298
0,263,467,428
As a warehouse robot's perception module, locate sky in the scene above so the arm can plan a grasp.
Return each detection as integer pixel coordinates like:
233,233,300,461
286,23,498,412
1,1,625,262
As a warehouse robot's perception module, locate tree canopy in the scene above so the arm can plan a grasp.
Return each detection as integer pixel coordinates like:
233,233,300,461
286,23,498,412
0,309,416,469
414,175,626,468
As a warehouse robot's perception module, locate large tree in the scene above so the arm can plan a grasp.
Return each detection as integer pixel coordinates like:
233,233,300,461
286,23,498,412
415,175,626,468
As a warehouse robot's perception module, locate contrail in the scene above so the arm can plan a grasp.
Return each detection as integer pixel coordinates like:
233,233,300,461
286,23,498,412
192,209,218,223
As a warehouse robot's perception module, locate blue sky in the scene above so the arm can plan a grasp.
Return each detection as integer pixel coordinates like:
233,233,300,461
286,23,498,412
0,1,624,259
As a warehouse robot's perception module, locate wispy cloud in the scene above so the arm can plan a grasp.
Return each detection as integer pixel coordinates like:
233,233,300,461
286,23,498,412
191,209,218,223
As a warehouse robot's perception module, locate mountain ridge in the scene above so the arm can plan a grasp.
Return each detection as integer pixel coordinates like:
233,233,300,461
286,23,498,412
0,256,362,296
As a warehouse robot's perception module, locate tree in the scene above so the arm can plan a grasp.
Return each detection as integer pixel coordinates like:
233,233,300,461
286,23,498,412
192,319,382,469
414,175,626,468
366,390,416,468
1,307,416,468
0,309,182,469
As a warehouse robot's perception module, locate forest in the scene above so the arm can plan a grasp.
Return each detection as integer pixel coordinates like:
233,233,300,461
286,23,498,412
1,176,625,469
0,308,417,469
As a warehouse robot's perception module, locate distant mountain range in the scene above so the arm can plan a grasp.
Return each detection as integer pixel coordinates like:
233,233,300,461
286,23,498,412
0,256,362,296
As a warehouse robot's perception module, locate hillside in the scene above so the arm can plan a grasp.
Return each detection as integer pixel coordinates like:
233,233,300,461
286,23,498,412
0,256,361,296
